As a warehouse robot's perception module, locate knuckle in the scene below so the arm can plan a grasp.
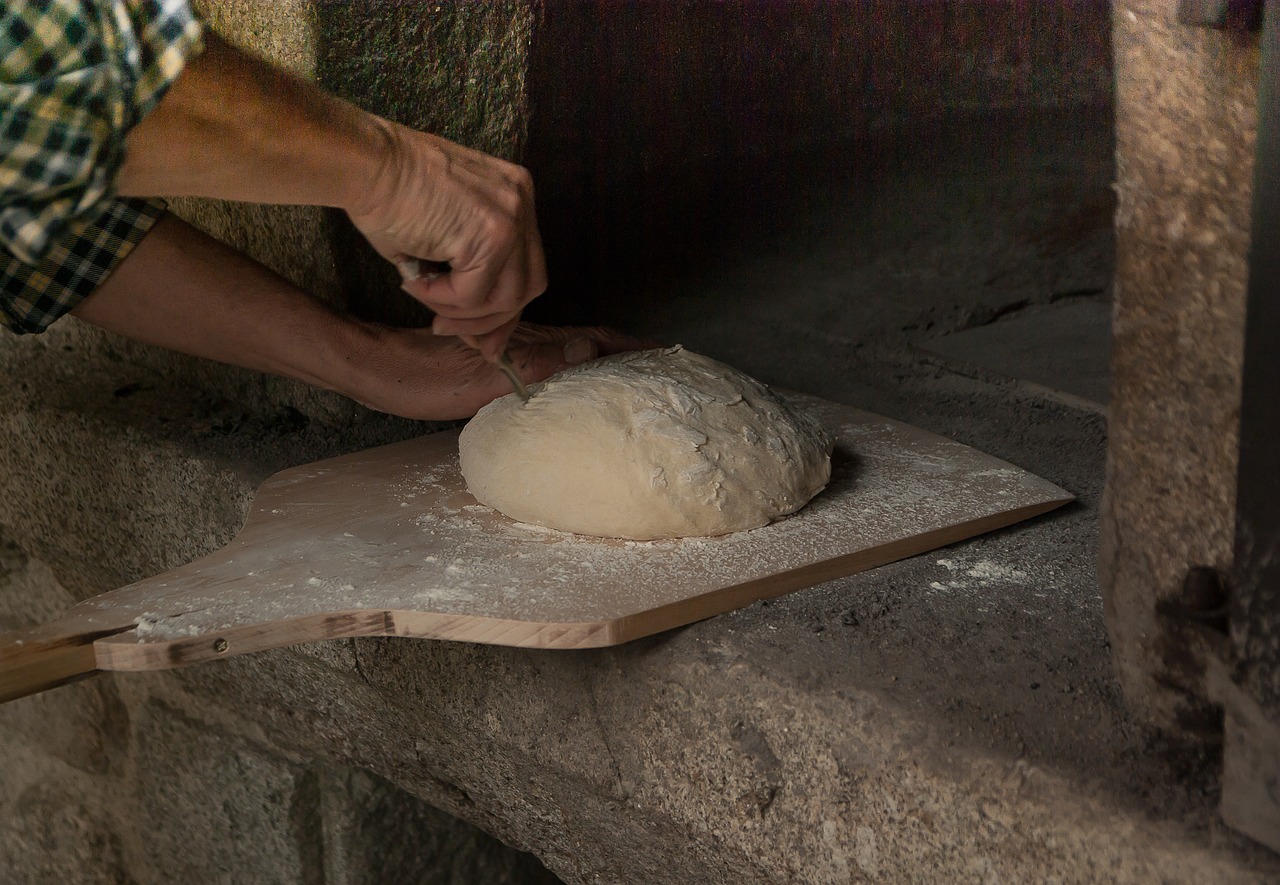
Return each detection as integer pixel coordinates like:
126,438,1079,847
495,185,525,219
510,165,535,194
479,208,517,242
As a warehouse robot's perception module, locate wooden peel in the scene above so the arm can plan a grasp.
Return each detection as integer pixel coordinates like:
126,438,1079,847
0,396,1073,704
0,622,130,702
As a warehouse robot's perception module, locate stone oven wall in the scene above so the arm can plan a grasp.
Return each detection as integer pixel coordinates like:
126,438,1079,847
525,0,1112,325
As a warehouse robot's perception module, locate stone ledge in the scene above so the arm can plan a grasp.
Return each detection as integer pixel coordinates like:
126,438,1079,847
3,326,1278,882
0,324,430,598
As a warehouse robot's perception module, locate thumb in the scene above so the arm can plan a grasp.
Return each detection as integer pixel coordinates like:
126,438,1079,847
507,335,600,385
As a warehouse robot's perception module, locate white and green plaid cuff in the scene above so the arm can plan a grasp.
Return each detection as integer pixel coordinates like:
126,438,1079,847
0,1,203,333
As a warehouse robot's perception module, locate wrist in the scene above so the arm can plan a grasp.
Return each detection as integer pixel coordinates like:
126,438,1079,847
343,118,434,228
314,316,402,410
284,310,380,403
330,111,400,218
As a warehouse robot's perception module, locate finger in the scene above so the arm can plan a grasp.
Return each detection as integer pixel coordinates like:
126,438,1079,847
506,336,601,385
479,239,538,315
391,254,448,286
507,323,659,355
441,237,526,316
467,317,522,362
403,276,522,320
432,310,521,340
406,251,536,323
522,207,549,307
396,235,508,313
400,274,463,314
587,328,662,355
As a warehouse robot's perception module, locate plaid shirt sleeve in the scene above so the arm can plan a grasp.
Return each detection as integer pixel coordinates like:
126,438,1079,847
0,1,204,334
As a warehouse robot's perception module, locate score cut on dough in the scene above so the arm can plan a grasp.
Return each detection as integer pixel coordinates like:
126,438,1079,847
458,346,833,540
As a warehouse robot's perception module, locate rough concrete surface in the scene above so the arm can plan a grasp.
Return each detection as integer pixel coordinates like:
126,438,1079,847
1101,0,1260,730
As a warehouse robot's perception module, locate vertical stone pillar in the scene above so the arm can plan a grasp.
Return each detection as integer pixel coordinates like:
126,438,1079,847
1101,0,1259,729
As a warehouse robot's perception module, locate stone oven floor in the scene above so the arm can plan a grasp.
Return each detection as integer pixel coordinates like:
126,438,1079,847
3,108,1280,882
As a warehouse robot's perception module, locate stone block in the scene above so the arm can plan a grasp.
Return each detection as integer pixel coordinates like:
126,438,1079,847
0,330,428,597
0,541,131,885
1101,0,1260,728
0,675,130,778
0,539,132,774
0,769,130,885
4,0,1280,879
154,614,1280,884
0,536,78,631
320,767,561,885
128,698,325,884
0,529,555,885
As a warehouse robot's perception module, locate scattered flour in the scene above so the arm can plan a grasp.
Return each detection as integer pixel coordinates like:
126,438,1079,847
96,395,1066,648
134,610,204,640
930,558,1030,593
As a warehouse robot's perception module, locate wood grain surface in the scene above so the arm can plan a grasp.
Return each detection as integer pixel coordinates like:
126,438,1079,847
0,396,1072,703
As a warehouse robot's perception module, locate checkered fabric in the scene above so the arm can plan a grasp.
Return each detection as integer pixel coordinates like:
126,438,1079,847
0,1,203,334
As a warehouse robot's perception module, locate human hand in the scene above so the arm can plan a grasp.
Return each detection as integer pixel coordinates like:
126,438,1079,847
348,124,547,359
73,217,647,425
117,34,550,360
348,323,655,421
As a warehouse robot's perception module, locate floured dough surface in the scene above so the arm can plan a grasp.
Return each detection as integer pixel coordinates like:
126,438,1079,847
458,346,833,540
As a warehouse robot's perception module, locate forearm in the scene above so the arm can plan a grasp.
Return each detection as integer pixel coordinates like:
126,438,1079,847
68,214,642,420
71,214,370,397
115,30,544,349
117,32,390,215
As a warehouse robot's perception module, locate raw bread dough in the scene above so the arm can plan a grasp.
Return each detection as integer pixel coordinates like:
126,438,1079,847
458,346,833,539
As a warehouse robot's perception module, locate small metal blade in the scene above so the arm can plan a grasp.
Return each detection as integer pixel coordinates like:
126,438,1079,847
495,351,531,404
389,255,529,404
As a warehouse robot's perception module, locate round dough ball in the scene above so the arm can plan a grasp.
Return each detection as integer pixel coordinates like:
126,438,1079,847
458,346,832,539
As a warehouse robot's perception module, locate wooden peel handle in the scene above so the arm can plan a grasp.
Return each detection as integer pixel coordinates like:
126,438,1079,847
0,625,110,704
